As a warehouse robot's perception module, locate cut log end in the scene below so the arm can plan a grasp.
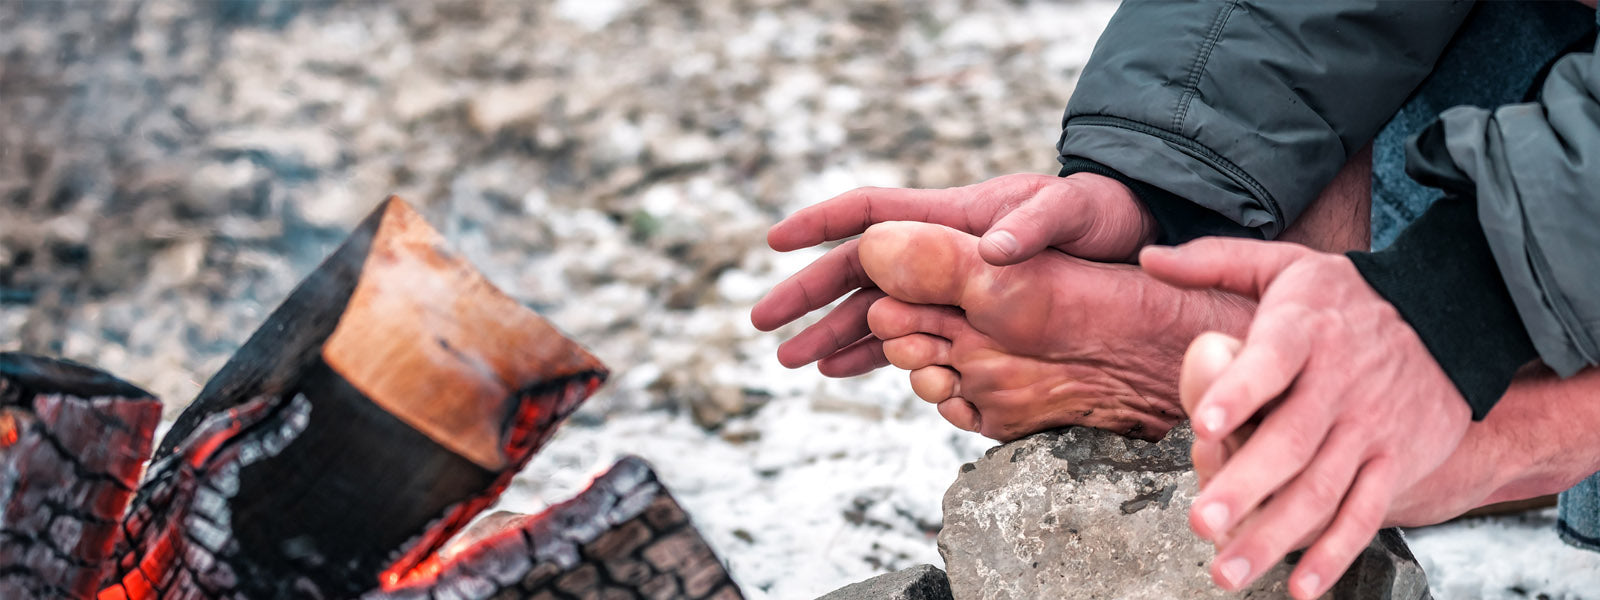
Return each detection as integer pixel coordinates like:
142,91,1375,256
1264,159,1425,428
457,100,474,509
324,198,607,470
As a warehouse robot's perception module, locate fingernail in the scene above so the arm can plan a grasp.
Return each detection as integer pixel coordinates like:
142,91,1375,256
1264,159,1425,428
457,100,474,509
984,230,1019,256
1199,406,1226,435
1295,573,1322,597
1219,557,1252,589
1199,502,1230,535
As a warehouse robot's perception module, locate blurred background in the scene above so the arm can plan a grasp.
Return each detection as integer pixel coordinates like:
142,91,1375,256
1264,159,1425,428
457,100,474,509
1,1,1595,598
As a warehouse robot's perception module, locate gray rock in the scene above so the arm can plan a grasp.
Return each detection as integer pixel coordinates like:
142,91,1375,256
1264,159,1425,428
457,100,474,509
939,425,1429,600
817,564,954,600
1325,528,1432,600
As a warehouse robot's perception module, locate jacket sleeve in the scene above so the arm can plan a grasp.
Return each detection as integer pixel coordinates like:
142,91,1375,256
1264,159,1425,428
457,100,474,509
1431,44,1600,377
1058,0,1473,239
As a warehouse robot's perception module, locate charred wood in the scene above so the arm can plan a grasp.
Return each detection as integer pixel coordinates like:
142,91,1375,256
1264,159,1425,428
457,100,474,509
100,199,608,599
371,456,743,600
0,353,160,600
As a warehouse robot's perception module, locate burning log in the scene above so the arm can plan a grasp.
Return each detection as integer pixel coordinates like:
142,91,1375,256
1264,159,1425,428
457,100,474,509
0,198,743,599
370,456,743,600
0,353,161,599
100,198,609,599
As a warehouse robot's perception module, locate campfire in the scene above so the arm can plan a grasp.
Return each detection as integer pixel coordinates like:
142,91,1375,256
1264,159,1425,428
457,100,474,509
0,199,743,599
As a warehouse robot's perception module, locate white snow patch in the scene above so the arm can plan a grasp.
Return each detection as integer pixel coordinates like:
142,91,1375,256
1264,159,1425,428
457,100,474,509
1407,510,1600,599
552,0,636,31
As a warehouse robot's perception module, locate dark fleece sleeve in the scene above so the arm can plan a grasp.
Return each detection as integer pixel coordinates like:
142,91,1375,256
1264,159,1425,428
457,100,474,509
1345,125,1538,420
1058,156,1261,245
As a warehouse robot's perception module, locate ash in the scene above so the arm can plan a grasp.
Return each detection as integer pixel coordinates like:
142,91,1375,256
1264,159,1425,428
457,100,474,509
0,1,1593,598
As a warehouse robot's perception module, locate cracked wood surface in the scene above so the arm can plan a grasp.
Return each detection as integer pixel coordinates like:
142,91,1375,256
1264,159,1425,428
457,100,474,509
0,353,161,599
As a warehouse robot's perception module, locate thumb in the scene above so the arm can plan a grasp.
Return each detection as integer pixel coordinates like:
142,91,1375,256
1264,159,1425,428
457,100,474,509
1180,332,1243,418
1139,238,1310,299
979,183,1090,265
1181,332,1242,489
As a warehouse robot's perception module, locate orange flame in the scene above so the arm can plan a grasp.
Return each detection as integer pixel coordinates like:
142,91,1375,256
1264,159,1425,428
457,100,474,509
0,411,18,448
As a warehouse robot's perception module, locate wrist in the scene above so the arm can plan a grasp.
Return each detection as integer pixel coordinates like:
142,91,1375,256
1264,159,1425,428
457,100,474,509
1476,368,1600,503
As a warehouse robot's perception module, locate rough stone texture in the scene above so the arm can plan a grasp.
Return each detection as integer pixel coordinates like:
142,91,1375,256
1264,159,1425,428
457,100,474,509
815,564,952,600
1325,529,1431,600
939,426,1431,600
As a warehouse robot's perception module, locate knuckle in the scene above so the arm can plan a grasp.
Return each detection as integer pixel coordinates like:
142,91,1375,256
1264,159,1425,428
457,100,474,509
1343,496,1388,533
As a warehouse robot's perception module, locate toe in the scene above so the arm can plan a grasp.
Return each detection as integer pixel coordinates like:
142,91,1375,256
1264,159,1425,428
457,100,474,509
937,397,981,432
883,334,953,370
858,222,983,306
909,366,960,404
867,297,968,341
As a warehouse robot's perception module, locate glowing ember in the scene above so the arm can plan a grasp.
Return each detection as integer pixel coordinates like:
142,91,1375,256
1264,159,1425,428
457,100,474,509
0,410,17,448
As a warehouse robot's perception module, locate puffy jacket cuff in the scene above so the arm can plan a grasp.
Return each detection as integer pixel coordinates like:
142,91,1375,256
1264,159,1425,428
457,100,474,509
1057,156,1261,245
1346,197,1538,420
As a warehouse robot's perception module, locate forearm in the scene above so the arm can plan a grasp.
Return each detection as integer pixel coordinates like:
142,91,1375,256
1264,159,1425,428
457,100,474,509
1476,366,1600,504
1061,0,1470,239
1386,365,1600,527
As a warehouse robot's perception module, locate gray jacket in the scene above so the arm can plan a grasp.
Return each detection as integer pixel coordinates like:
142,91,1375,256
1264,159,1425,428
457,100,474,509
1059,1,1600,377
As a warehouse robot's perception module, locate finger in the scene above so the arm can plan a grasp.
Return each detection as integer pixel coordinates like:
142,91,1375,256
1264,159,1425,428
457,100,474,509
1179,331,1243,417
882,334,954,371
909,366,960,404
816,336,889,378
768,186,958,251
1179,332,1245,487
774,288,886,367
937,397,981,432
858,221,987,307
866,297,967,341
1192,437,1228,489
751,239,869,331
979,182,1092,265
1286,459,1396,599
1189,384,1336,542
1207,428,1367,592
1191,307,1313,440
1139,238,1312,299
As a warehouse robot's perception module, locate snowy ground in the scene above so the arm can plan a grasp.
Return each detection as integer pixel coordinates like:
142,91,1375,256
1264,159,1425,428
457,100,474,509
2,1,1597,598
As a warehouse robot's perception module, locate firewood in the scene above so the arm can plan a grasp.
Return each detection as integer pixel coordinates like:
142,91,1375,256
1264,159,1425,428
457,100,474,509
100,198,608,599
0,353,161,599
369,456,743,600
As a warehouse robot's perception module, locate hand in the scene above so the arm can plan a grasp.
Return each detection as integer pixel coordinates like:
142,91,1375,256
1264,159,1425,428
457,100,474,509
1181,332,1494,528
847,221,1250,441
751,172,1156,376
1143,238,1472,600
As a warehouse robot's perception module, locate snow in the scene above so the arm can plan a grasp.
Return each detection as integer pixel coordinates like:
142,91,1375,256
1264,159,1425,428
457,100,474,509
1407,510,1600,599
502,367,993,599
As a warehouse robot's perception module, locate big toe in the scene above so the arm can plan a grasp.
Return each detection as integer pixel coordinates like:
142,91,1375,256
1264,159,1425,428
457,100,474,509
858,222,983,306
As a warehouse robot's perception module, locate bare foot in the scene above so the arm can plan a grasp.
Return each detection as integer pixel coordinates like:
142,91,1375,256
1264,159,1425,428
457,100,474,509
857,221,1253,441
